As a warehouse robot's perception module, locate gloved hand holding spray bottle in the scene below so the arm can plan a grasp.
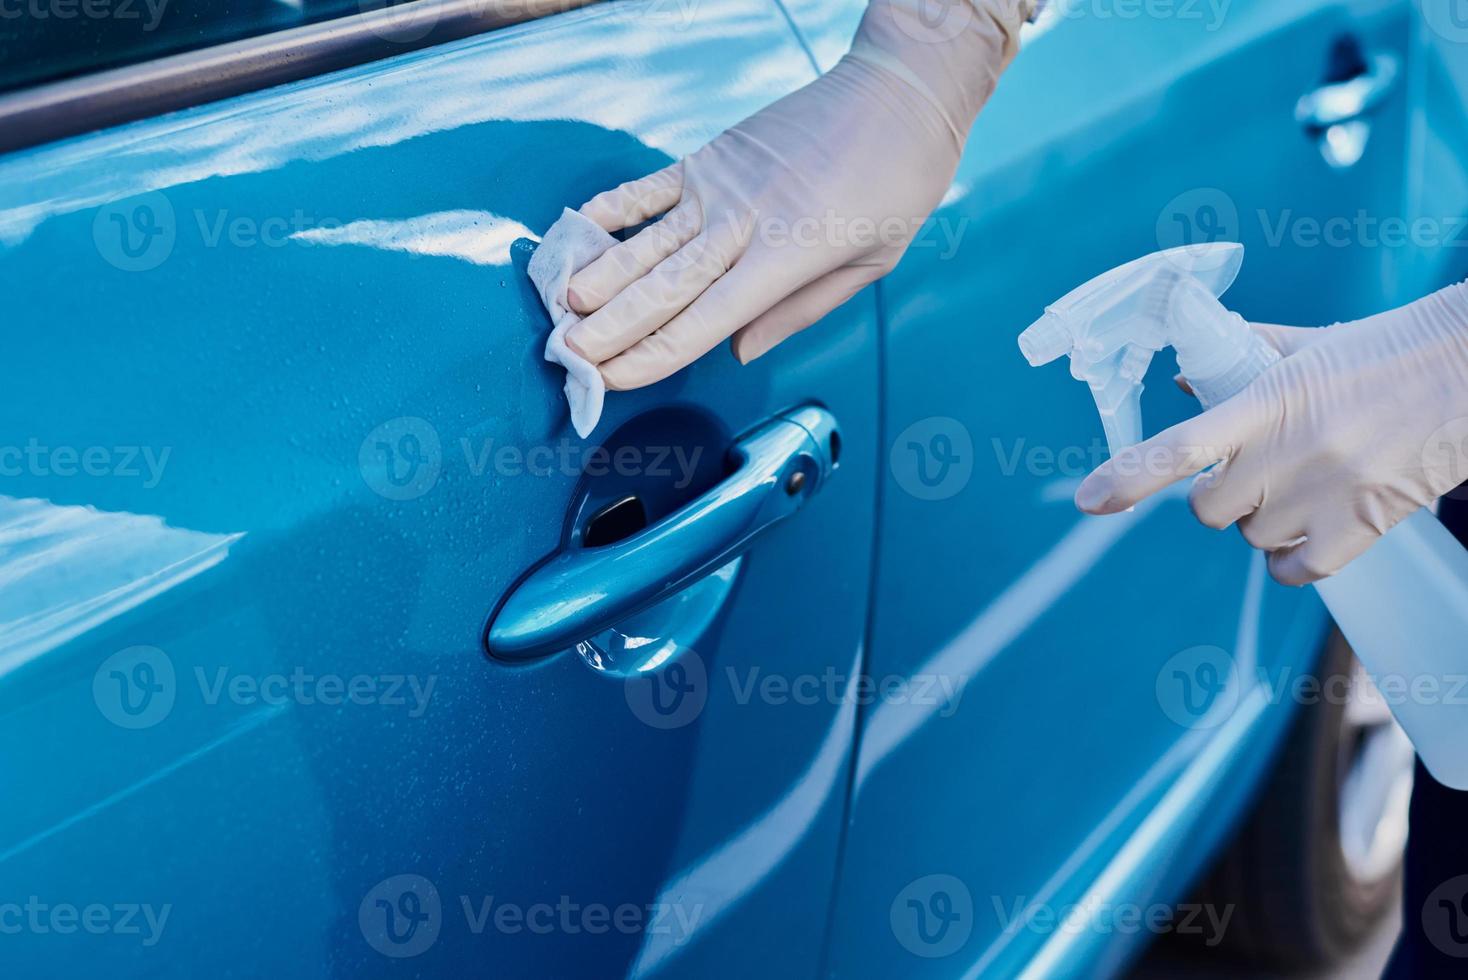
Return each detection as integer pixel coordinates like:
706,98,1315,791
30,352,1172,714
1021,242,1468,789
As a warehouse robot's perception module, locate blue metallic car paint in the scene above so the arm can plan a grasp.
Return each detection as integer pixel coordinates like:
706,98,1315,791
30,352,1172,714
789,0,1418,976
2,0,1460,976
0,3,879,976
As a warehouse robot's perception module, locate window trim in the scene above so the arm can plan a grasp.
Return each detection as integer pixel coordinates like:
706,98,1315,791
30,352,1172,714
0,0,601,156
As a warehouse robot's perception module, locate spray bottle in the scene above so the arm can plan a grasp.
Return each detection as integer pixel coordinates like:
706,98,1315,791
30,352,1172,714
1021,242,1468,789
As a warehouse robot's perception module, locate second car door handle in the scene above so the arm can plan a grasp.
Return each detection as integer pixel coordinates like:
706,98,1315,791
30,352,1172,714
486,406,840,661
1296,52,1400,130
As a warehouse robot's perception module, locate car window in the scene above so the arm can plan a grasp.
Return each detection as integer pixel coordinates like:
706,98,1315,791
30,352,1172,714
0,0,414,96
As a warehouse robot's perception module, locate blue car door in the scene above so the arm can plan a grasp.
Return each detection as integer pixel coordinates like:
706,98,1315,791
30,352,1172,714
0,3,877,976
782,0,1414,975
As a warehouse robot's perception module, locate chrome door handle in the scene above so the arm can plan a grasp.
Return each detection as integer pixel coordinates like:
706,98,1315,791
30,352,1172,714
1295,52,1400,129
486,406,840,661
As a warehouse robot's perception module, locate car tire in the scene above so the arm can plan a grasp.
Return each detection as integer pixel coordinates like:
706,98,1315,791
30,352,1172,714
1192,627,1414,969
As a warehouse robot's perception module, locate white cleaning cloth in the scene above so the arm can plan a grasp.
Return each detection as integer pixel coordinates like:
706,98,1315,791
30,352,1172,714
528,207,619,438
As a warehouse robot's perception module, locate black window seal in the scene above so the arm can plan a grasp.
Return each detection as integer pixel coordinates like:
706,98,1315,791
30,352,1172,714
0,0,602,157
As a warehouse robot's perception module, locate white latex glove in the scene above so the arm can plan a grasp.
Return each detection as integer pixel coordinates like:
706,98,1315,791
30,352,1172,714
1075,282,1468,586
564,0,1035,390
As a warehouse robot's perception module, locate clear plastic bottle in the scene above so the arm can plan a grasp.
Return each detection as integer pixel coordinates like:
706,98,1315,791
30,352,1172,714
1023,243,1468,789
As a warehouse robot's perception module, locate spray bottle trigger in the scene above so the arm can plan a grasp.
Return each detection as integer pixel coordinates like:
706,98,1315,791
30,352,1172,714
1095,382,1144,457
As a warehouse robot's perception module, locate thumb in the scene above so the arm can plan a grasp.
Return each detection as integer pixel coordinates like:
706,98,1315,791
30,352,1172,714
1075,393,1261,514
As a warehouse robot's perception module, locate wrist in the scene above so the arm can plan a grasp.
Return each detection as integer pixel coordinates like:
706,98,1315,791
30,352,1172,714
850,0,1032,146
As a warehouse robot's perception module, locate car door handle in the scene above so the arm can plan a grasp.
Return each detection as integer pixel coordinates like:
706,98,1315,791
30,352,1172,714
487,405,840,661
1295,52,1400,129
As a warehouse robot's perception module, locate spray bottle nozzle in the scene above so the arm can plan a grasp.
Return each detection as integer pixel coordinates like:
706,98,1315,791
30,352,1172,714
1018,242,1270,457
1018,313,1073,368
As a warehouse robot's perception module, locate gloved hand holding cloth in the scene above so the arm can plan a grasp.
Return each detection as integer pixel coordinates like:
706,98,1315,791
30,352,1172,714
1075,283,1468,585
558,0,1038,391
